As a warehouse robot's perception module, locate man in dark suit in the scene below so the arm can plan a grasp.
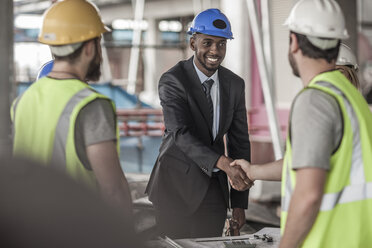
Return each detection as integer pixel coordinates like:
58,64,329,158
146,8,251,239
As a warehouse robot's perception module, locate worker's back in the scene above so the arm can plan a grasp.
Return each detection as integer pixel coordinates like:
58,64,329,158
11,77,110,187
13,77,86,162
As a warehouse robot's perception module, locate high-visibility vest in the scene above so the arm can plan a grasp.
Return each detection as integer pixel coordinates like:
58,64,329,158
11,77,119,188
281,70,372,247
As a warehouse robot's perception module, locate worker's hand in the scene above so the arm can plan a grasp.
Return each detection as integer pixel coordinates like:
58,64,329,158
228,167,253,191
227,165,252,191
216,156,251,191
231,159,255,183
232,208,246,230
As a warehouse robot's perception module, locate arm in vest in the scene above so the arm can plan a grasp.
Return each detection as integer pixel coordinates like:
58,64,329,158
280,168,326,248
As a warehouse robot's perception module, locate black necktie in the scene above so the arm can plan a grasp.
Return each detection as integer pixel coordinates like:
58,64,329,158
202,79,214,129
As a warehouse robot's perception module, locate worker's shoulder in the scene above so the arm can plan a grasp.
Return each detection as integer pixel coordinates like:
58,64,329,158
85,97,113,108
300,86,338,101
295,87,340,113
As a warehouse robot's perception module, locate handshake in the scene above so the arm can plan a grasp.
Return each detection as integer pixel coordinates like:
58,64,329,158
216,156,254,191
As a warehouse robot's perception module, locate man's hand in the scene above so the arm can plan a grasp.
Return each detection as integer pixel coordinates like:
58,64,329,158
228,166,251,191
230,159,254,182
232,208,246,230
216,156,251,191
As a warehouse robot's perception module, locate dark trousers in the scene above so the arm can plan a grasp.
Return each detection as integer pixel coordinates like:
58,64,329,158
155,174,227,239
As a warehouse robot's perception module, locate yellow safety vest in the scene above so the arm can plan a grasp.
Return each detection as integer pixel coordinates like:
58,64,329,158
281,70,372,247
11,77,119,188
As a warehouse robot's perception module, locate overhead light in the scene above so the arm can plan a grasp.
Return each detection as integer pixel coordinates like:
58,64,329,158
158,20,182,32
112,19,148,30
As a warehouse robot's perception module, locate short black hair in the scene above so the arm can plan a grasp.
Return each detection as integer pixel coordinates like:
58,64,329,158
290,31,340,63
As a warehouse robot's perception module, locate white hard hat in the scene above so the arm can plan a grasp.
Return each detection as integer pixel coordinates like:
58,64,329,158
285,0,349,48
337,43,358,70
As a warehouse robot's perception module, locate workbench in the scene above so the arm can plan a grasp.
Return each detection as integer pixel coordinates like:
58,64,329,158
146,227,280,248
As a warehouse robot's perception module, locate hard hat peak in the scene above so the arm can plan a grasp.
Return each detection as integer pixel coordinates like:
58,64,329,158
337,43,358,70
36,60,54,80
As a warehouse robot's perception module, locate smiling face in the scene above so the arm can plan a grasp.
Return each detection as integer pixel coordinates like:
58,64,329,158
190,33,227,77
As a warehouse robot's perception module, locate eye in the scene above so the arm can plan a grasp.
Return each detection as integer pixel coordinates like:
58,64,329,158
219,41,226,47
203,41,211,46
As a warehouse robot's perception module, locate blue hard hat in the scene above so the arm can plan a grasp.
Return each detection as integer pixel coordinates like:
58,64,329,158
36,60,54,80
187,8,233,39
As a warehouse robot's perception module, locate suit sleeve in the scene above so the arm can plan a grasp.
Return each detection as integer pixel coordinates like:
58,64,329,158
227,83,251,209
159,73,220,177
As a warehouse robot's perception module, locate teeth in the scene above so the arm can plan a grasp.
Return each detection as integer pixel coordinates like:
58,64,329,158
208,58,218,62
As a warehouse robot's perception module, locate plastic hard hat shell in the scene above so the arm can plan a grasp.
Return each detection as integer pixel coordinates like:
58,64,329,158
36,60,54,80
337,43,358,70
284,0,349,40
39,0,110,45
188,8,233,39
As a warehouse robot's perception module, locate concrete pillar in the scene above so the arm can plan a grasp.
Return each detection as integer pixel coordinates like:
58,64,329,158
220,0,251,108
127,0,145,94
0,0,13,156
140,18,159,107
337,0,358,55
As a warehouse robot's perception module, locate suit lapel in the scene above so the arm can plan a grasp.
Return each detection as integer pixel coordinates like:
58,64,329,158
184,57,214,135
217,70,230,140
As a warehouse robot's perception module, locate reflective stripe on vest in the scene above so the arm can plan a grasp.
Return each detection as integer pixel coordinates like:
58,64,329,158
51,88,94,170
282,81,368,212
282,157,293,212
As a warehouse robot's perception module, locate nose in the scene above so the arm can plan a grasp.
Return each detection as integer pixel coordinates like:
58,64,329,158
209,43,218,54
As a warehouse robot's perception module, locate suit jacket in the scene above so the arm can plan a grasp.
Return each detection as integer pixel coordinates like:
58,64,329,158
146,57,251,216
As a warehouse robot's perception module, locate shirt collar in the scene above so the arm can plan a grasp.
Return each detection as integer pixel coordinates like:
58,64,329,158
193,58,219,84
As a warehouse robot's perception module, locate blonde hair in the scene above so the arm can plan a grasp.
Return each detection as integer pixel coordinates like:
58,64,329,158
336,65,360,91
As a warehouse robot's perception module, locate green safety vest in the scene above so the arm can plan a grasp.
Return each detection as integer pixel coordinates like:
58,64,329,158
11,77,119,188
281,70,372,247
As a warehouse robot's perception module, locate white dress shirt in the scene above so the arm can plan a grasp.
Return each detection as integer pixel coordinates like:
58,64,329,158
193,60,220,139
193,60,220,172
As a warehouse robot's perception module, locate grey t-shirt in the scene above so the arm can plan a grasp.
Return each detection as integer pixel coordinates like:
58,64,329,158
74,99,117,170
291,87,343,170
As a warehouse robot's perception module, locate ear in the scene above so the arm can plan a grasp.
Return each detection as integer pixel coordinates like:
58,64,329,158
83,40,96,58
289,33,299,53
190,36,196,51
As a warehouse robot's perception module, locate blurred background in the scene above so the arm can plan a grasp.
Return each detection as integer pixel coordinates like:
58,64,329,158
1,0,372,236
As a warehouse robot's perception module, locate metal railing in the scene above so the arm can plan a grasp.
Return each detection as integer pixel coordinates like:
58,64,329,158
117,108,164,137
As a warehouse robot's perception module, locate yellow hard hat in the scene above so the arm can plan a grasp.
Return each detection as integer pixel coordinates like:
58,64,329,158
38,0,110,45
